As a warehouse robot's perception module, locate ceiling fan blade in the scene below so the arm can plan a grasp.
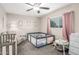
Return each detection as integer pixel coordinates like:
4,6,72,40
26,8,33,11
25,3,33,6
40,7,49,10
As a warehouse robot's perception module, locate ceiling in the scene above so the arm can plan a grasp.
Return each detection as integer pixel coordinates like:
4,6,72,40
1,3,70,17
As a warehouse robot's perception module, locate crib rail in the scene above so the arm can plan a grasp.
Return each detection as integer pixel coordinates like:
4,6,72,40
1,34,16,43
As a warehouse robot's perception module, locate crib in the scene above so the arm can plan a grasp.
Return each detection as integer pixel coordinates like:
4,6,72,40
0,32,17,55
27,32,55,48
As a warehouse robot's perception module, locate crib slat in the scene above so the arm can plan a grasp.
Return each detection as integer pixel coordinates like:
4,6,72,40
3,35,4,43
5,35,7,42
9,45,12,55
6,45,9,55
0,36,1,44
10,34,11,42
15,40,17,55
2,46,6,55
0,46,2,55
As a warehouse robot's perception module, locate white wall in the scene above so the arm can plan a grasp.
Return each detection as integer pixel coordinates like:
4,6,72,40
7,13,41,43
40,16,47,33
40,4,79,40
0,4,7,33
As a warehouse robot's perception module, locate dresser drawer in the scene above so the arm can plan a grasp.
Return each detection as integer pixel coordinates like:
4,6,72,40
69,50,78,55
69,41,79,48
69,46,79,55
70,38,79,42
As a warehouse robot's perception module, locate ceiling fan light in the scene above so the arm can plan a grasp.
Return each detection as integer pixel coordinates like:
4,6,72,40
33,7,39,10
37,10,40,14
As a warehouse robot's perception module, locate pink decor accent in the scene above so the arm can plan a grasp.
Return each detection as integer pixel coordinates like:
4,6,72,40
47,17,51,34
62,11,74,41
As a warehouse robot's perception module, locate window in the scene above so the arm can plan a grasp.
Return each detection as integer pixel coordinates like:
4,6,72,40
50,16,62,28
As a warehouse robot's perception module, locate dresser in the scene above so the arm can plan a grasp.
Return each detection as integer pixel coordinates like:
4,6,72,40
69,33,79,55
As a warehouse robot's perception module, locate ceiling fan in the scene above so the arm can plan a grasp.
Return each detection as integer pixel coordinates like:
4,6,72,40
25,3,50,14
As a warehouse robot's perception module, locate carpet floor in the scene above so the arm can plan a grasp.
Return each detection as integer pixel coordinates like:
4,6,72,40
17,40,62,55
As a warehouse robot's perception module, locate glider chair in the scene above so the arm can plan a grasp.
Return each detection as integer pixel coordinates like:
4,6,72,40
0,31,17,55
54,39,69,55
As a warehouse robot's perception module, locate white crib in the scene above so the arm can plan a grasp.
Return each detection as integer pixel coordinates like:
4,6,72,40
0,32,17,55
